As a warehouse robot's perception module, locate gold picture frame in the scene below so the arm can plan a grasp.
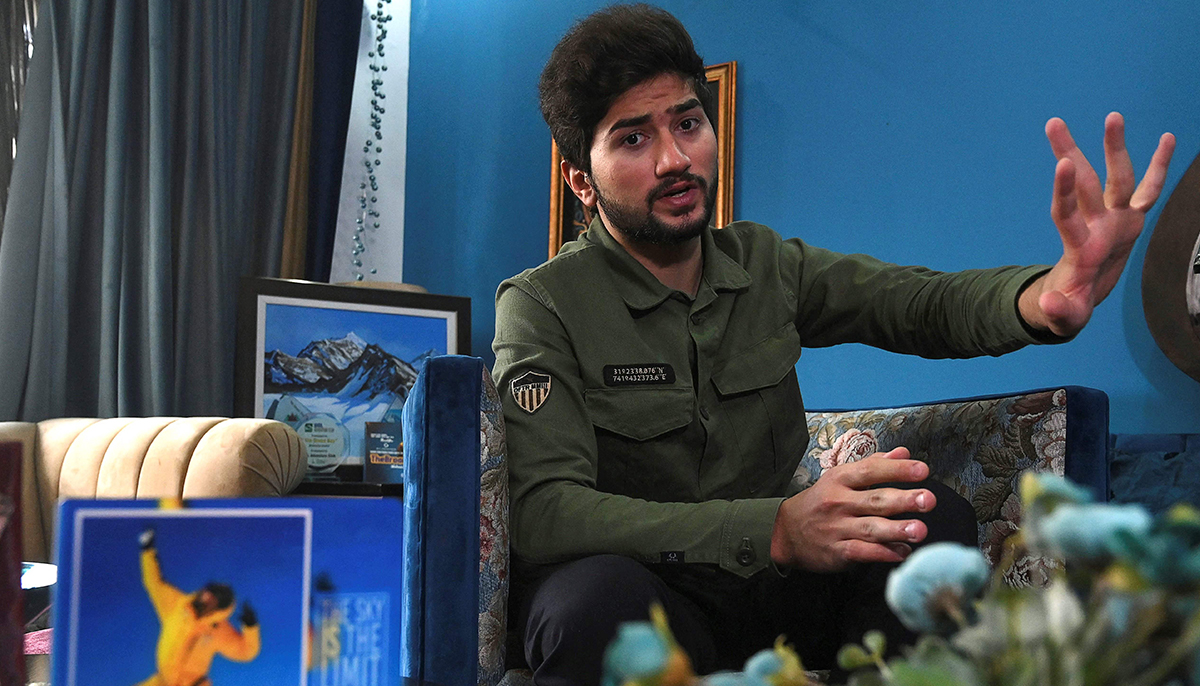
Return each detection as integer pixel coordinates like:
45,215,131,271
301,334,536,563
547,61,737,259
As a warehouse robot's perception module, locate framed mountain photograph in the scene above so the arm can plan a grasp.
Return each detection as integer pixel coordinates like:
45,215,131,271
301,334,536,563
235,278,470,492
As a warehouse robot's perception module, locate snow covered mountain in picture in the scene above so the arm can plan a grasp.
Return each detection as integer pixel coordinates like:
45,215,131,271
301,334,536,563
264,332,421,399
261,332,441,467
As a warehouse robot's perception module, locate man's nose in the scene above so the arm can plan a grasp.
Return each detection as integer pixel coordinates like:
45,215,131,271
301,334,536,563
655,134,690,177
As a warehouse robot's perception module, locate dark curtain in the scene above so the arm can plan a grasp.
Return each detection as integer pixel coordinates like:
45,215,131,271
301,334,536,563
305,0,362,283
0,0,306,420
0,0,37,240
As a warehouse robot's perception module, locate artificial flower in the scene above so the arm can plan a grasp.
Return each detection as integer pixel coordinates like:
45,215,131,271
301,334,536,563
885,542,990,634
1039,502,1152,562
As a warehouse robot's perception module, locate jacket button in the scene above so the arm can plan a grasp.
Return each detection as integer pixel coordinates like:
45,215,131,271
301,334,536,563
736,537,755,566
690,313,703,325
699,406,710,420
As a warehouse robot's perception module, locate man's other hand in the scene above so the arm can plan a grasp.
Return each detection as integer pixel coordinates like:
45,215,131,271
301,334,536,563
769,447,934,573
240,600,258,627
1019,112,1175,337
138,528,156,550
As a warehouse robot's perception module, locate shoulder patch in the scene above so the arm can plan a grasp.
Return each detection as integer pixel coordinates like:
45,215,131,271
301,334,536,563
511,371,552,414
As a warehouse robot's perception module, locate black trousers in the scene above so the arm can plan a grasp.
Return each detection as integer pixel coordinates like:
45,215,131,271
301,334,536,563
512,480,978,686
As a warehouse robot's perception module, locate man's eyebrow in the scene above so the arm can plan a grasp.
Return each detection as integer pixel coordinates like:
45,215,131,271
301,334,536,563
605,98,703,136
669,98,702,115
607,114,651,136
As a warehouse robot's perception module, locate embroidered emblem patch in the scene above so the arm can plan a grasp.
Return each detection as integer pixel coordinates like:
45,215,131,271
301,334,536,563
603,364,675,387
511,371,552,414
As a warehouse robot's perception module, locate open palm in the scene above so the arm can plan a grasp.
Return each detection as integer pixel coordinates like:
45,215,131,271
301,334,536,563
1025,113,1175,337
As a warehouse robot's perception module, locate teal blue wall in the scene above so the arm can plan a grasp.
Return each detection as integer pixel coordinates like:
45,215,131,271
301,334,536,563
403,0,1200,434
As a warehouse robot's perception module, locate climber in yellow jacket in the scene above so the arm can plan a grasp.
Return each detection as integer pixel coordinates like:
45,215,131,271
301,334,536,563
135,528,261,686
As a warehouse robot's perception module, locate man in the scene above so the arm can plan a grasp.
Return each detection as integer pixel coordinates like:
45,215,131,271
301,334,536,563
491,5,1175,684
136,528,261,686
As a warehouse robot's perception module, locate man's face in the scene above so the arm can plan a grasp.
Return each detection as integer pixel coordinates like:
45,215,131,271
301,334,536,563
578,72,718,246
193,590,218,617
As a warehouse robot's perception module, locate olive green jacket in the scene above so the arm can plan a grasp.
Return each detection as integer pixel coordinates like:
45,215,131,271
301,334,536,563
492,219,1051,578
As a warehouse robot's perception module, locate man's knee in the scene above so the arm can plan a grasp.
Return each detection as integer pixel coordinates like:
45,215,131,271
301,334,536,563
519,555,709,686
921,479,978,548
524,555,665,645
880,479,978,549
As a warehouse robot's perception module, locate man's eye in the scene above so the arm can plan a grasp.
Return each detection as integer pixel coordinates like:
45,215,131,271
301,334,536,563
679,118,699,131
623,132,645,146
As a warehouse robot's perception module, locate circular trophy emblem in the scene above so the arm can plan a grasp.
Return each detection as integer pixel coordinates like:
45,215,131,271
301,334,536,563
296,414,349,477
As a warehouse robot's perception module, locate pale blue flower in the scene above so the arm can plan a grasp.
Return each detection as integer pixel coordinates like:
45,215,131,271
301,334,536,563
1104,593,1134,636
743,648,782,679
885,542,990,634
1040,503,1152,562
1120,532,1200,588
1020,473,1097,554
1106,506,1200,589
1020,472,1093,510
703,672,758,686
601,622,668,686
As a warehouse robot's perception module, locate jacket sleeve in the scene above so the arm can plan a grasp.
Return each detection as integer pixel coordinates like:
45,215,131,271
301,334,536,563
141,549,185,620
214,621,262,662
493,279,782,579
782,237,1064,356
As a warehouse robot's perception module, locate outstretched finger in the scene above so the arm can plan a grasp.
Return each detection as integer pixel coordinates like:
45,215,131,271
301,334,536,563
1046,117,1104,219
1130,132,1177,212
1051,157,1089,251
1103,112,1135,208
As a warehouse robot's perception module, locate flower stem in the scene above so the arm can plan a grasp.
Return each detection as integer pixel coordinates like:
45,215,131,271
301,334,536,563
1126,606,1200,686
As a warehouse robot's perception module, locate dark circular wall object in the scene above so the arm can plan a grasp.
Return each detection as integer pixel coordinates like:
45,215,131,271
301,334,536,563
1143,152,1200,382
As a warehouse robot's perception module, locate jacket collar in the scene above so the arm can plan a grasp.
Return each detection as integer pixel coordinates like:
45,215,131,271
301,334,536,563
584,216,751,311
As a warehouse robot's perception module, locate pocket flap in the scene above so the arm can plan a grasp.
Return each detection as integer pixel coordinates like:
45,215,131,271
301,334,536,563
584,386,695,441
712,323,802,396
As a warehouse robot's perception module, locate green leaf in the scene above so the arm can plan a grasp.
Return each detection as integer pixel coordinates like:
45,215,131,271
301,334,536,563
896,637,986,686
847,671,886,686
977,444,1019,479
972,479,1013,522
837,644,874,671
890,662,973,686
863,630,887,658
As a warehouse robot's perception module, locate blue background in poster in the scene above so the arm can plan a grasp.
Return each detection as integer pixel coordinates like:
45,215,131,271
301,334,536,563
69,512,308,686
264,302,450,363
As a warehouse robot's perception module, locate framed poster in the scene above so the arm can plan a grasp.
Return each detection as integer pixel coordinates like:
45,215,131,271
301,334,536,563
235,278,470,487
547,61,737,259
52,498,405,686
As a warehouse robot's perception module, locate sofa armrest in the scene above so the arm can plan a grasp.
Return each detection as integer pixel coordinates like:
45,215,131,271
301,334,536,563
11,417,306,562
802,386,1109,584
402,355,510,686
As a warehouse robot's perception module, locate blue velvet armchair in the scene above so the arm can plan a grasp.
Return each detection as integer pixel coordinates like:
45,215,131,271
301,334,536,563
399,354,1109,685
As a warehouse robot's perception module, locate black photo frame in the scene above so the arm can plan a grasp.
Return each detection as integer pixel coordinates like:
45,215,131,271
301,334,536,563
235,278,470,495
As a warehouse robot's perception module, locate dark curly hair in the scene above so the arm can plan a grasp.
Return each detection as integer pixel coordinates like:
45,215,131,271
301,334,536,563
538,4,715,173
193,582,235,615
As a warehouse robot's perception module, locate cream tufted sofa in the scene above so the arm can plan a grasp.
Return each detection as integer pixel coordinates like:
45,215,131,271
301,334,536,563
0,417,307,563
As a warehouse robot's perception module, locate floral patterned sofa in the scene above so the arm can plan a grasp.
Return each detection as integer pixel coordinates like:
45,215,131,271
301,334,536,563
799,386,1109,586
399,361,1109,686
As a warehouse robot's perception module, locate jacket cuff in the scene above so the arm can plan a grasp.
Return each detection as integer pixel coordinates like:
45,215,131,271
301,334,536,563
719,497,786,578
1007,266,1076,346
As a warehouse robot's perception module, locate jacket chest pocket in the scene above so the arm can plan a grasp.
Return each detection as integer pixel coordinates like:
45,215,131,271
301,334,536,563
584,386,700,501
711,323,805,494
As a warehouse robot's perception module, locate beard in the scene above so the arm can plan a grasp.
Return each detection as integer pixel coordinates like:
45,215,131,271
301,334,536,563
593,169,718,246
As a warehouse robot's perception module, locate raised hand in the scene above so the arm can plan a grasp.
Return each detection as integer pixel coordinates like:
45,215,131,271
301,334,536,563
240,600,258,627
1019,113,1175,337
769,447,935,573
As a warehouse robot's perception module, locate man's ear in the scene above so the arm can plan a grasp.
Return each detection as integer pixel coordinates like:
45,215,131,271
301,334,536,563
562,159,597,208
